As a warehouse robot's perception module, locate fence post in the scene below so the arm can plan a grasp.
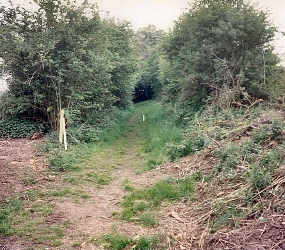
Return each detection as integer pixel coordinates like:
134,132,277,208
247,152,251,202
59,109,68,150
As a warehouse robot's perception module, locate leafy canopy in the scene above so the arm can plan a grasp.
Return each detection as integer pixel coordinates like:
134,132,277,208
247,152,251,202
161,0,278,109
0,0,137,130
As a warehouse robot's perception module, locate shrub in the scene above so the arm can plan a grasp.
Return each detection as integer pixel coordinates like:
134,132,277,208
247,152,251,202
0,118,44,139
67,124,99,143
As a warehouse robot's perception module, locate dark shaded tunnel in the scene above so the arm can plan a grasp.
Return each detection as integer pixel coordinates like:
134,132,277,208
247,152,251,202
133,84,154,103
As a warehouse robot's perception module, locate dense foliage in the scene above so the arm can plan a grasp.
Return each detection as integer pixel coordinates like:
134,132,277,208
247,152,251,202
132,25,165,102
0,0,283,138
160,0,279,111
0,0,137,130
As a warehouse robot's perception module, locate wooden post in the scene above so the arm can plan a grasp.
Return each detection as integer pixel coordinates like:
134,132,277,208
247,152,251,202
59,109,64,144
63,114,67,151
59,109,67,150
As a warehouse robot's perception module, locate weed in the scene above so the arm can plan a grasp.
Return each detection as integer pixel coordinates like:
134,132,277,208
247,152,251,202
97,175,111,186
166,107,254,160
30,202,54,216
136,101,183,166
26,190,45,201
36,226,64,246
259,149,283,170
122,179,135,192
240,140,261,162
0,196,22,235
49,149,77,172
270,119,284,138
141,212,158,227
247,164,272,192
0,193,66,247
214,143,241,173
135,235,160,249
251,125,271,144
210,202,243,233
49,188,91,199
102,233,132,250
23,169,38,185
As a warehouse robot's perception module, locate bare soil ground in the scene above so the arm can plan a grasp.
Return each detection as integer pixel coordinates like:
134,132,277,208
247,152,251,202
0,139,47,200
0,139,48,250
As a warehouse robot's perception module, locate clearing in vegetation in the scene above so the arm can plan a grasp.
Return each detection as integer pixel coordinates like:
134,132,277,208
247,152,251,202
1,101,285,250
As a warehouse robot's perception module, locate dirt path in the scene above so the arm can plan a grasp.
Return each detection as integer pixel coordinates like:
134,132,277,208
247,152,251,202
58,166,169,249
0,115,172,249
55,117,171,249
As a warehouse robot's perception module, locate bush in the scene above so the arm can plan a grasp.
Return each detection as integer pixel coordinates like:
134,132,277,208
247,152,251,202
67,124,99,143
0,118,44,139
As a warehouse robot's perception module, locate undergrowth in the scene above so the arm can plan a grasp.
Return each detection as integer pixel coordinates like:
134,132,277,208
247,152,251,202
171,105,285,234
166,106,262,160
0,118,44,139
134,101,182,169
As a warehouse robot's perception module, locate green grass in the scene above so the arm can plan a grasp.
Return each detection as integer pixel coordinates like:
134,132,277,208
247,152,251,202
134,101,183,169
0,196,22,235
101,233,162,250
122,179,135,192
120,175,196,224
141,212,158,227
40,101,184,188
0,101,185,247
0,195,65,247
48,188,91,199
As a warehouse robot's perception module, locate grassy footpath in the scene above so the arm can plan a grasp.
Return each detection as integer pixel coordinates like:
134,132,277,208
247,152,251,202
0,101,184,249
2,101,285,249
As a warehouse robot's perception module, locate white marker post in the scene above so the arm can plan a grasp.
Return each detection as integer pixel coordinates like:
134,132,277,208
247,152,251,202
59,109,68,150
59,109,64,144
143,115,145,121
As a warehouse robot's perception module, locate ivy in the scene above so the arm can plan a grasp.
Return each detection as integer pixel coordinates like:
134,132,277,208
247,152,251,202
0,118,43,139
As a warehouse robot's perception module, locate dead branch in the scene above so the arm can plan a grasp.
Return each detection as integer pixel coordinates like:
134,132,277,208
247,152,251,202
243,99,264,119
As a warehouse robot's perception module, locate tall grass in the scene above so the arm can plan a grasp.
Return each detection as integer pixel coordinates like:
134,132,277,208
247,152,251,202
134,101,183,169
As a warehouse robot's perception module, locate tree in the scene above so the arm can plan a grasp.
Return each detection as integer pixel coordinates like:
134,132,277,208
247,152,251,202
0,0,137,129
161,0,278,110
132,25,165,102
